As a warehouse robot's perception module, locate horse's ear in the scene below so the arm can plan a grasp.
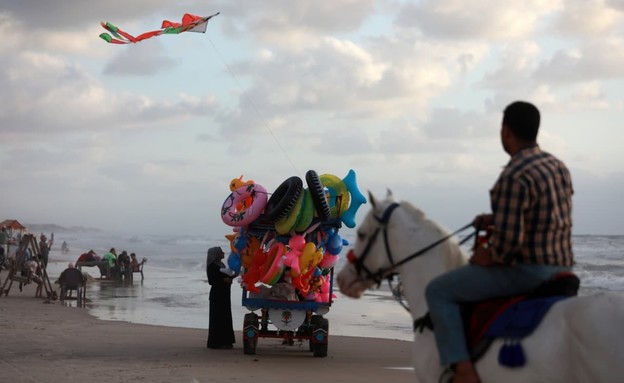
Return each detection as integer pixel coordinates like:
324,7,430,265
368,190,377,209
386,188,393,200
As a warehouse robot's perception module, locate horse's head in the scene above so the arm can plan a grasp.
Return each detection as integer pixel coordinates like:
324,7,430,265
337,189,406,298
338,189,467,299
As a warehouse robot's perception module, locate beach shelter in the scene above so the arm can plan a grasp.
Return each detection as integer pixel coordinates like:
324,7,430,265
1,219,27,231
1,219,28,243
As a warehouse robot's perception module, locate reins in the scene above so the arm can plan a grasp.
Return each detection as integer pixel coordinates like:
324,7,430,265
350,201,474,287
392,222,474,270
388,231,476,313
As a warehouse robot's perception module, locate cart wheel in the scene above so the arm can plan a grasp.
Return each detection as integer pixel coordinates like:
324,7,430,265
311,316,329,357
308,315,318,352
243,313,259,355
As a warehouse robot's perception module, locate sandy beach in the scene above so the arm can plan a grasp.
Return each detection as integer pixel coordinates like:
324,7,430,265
1,283,415,383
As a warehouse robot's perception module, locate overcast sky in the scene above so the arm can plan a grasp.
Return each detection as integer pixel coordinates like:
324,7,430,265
1,0,623,237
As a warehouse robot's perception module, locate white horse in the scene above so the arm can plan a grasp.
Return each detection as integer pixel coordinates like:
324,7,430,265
337,191,624,383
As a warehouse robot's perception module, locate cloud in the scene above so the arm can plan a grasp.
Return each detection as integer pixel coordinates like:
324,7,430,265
1,0,173,29
102,40,178,76
395,0,559,40
534,38,624,83
218,0,377,42
552,0,622,36
0,50,219,145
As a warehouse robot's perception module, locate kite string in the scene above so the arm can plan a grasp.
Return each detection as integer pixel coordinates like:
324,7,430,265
207,38,300,176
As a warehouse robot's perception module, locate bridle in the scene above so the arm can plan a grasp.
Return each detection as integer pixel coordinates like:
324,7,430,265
347,202,474,286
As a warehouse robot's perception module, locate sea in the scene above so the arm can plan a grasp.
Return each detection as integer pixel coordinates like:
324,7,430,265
18,230,624,342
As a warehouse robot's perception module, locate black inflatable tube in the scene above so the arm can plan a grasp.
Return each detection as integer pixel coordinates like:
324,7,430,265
264,176,303,221
305,170,331,221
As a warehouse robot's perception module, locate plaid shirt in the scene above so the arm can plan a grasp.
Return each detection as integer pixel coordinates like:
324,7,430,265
489,145,574,266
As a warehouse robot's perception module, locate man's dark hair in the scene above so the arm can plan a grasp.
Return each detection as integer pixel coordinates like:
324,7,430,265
502,101,540,142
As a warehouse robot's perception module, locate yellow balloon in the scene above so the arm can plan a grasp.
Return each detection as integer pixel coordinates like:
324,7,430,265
299,242,323,275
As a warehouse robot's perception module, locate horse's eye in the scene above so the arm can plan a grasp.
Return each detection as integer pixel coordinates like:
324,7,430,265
357,231,365,240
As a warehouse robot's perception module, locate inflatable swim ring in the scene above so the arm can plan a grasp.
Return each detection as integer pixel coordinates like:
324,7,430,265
293,188,314,233
221,183,268,227
305,170,331,220
319,173,350,218
275,190,304,235
260,241,286,285
265,176,303,221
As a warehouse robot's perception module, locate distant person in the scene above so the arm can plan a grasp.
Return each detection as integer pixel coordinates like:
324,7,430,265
102,248,118,278
56,262,86,300
14,236,37,293
117,251,131,279
0,226,7,255
130,253,140,271
206,247,235,349
38,233,54,269
61,241,69,254
76,250,98,264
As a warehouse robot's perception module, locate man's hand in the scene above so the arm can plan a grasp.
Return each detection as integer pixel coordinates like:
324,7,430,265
469,244,495,266
472,213,494,230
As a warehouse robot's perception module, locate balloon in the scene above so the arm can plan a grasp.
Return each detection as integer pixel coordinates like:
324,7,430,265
241,247,268,293
282,234,306,276
326,231,344,255
226,252,241,274
319,252,339,269
240,236,260,269
299,242,323,275
315,276,331,303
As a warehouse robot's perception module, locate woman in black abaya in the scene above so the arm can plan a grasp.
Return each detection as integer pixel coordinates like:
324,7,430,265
206,247,235,349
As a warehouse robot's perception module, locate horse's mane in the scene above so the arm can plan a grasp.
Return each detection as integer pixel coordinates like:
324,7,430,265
397,199,468,269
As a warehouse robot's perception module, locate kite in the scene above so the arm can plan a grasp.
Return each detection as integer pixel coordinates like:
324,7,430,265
99,12,220,44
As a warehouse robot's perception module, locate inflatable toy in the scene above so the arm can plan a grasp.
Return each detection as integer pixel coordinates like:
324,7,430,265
281,234,306,276
319,173,350,218
298,242,323,275
340,169,367,228
230,174,255,191
241,246,269,293
264,176,303,221
292,188,314,233
240,235,260,269
305,170,330,220
221,183,268,227
275,191,304,235
260,242,286,285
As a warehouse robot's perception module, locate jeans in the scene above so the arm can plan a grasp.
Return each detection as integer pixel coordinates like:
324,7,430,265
425,263,571,365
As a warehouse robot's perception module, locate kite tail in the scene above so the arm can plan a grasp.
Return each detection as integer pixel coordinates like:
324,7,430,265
100,21,137,44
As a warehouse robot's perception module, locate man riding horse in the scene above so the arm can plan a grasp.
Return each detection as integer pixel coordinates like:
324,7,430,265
425,101,574,383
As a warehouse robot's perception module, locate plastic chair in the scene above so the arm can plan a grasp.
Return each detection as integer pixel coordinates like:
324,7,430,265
131,258,147,282
58,268,86,305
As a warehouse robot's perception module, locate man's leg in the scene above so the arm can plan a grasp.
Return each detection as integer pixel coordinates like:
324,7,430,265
425,264,569,366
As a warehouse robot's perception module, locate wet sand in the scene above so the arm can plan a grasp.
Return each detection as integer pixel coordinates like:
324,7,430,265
0,283,416,383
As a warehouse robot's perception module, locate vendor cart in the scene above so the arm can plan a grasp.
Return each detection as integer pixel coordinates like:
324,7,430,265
241,271,333,357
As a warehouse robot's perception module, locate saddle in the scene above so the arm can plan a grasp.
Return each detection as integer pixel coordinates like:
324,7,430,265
415,272,580,367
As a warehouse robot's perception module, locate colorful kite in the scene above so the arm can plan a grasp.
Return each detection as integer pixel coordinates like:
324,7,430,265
99,12,220,44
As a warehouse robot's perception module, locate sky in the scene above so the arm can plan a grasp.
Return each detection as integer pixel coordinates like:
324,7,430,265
1,0,623,237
